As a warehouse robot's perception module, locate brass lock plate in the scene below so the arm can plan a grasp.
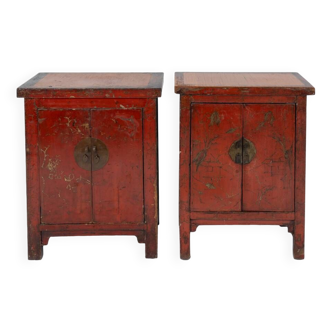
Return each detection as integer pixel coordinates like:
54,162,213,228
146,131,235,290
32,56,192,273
228,138,256,164
228,138,243,164
74,137,109,171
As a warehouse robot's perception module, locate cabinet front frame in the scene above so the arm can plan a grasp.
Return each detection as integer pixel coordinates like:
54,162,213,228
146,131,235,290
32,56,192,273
26,98,159,257
179,95,307,260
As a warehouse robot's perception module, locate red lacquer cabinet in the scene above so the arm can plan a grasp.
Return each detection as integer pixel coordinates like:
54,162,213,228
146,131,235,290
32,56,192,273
175,72,315,260
17,73,163,259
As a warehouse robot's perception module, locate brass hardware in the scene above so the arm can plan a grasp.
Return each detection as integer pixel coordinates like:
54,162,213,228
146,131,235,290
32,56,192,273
83,146,90,163
229,139,243,164
228,138,256,165
74,138,92,171
91,138,109,171
242,138,256,164
74,138,109,171
235,153,242,164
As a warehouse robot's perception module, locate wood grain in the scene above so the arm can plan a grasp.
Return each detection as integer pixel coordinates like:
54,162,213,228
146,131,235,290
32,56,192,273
181,72,308,87
175,72,315,95
17,73,163,98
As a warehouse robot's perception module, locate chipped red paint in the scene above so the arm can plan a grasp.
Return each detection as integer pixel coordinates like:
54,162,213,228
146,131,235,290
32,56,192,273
176,72,314,260
91,109,144,224
243,104,295,211
191,103,242,212
18,73,163,259
38,109,92,224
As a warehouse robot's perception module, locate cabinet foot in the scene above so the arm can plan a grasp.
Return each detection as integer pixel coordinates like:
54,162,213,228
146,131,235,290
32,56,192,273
145,229,158,259
28,244,43,260
293,238,304,260
180,252,190,260
180,223,190,260
293,243,307,261
145,250,157,259
145,242,157,258
28,229,43,260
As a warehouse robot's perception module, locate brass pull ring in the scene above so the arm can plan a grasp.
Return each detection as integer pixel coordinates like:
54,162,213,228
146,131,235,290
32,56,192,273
228,138,256,165
74,138,109,171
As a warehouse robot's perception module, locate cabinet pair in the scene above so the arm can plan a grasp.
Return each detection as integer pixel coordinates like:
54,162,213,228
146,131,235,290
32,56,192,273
17,72,315,260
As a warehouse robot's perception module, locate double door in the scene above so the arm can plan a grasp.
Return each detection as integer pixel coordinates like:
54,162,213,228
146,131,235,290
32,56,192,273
191,103,295,212
38,107,144,224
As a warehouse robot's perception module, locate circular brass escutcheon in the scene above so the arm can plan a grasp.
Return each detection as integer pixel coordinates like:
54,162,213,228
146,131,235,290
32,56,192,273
74,137,109,171
228,138,256,165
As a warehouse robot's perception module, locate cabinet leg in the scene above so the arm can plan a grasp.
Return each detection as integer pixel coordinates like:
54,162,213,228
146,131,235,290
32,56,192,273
28,230,43,260
145,225,158,259
180,222,190,260
293,220,304,260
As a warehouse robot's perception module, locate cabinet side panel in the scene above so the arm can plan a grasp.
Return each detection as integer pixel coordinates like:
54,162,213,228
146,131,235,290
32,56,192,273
38,110,92,223
179,95,191,259
293,96,306,259
91,109,144,224
191,103,242,212
25,99,43,259
243,104,295,211
143,99,158,257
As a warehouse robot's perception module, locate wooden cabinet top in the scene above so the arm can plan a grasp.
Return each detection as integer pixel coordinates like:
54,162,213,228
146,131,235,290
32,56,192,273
175,72,315,96
17,72,164,99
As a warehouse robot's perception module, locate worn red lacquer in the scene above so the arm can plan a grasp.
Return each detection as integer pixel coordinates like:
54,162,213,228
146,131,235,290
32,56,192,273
191,103,242,212
18,73,163,259
176,72,314,260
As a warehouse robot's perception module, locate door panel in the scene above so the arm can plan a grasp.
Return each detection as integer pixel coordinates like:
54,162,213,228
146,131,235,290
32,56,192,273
243,104,295,211
91,109,144,223
38,110,92,224
191,104,242,211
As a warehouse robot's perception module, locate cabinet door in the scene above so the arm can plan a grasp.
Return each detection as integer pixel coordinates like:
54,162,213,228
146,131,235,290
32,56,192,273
191,104,243,211
91,109,144,223
38,110,92,224
243,104,295,211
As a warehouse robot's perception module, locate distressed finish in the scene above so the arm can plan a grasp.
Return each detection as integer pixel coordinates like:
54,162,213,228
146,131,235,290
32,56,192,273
191,103,242,212
243,104,295,211
176,72,314,260
25,99,43,259
179,95,191,260
18,73,163,259
91,109,144,224
175,72,315,96
18,73,163,99
38,109,92,224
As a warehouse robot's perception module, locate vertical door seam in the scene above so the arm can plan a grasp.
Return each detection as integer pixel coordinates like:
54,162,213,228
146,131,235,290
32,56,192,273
241,104,245,212
142,106,146,224
89,109,94,223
